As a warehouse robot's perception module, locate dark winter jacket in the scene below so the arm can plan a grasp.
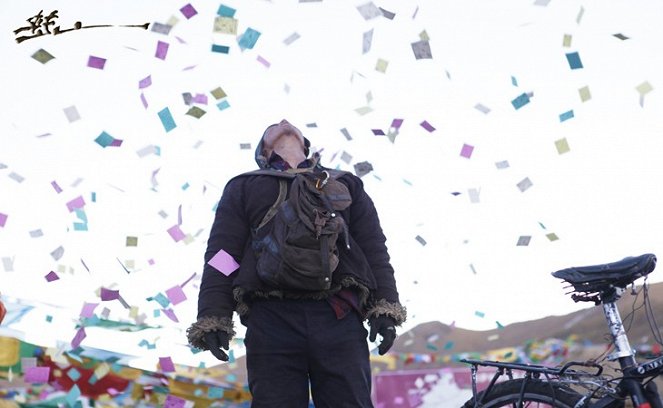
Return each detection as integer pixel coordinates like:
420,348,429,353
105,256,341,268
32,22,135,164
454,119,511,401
187,143,406,349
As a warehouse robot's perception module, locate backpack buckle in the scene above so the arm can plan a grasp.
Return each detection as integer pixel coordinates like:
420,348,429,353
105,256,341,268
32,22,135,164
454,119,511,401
315,171,330,190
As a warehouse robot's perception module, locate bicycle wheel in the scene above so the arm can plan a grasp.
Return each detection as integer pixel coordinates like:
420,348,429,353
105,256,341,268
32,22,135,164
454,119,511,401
462,379,584,408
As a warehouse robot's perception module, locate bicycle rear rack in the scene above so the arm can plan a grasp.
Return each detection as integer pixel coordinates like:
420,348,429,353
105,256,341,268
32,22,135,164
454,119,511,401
461,359,603,402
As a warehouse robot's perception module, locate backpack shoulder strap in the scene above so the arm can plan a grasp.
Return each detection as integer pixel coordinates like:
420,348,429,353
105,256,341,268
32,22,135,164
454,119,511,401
257,178,288,229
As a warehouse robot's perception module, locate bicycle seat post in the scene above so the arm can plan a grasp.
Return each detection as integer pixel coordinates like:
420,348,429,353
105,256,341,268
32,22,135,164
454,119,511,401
602,287,637,365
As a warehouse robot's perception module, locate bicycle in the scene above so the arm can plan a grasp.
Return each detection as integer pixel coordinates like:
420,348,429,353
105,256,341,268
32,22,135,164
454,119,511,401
461,253,663,407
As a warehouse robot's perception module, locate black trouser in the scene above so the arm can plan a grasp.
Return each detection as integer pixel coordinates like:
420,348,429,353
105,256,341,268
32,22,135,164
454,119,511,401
244,298,373,407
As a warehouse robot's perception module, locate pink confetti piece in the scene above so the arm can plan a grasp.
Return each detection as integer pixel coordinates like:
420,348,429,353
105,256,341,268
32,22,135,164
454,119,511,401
420,120,436,132
192,93,208,104
87,56,106,69
51,180,63,193
139,75,152,89
165,394,186,408
24,367,50,384
208,249,240,276
66,196,86,212
167,225,186,242
180,4,198,19
159,356,176,372
0,213,7,227
256,55,271,68
165,285,187,305
71,327,86,348
162,308,179,322
460,143,474,159
156,41,169,60
44,271,59,282
100,288,120,301
80,302,98,318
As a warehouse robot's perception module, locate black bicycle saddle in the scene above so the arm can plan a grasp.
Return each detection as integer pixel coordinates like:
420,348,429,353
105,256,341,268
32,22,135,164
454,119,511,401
551,253,657,293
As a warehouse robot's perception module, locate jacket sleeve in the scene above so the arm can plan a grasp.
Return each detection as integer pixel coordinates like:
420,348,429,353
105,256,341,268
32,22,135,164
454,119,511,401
187,177,248,350
345,175,407,326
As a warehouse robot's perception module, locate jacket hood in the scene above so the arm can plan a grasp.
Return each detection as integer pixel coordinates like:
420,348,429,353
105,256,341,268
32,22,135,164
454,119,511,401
254,124,311,169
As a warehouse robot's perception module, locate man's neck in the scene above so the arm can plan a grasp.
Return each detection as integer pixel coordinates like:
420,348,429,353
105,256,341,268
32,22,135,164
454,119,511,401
273,147,306,169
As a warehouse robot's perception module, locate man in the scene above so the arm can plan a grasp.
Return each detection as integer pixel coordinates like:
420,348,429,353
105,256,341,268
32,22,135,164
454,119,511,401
188,119,406,407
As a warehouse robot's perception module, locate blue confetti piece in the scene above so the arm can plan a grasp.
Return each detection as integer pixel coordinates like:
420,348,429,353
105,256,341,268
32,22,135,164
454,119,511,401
67,368,82,381
511,93,530,110
95,131,114,148
208,387,224,398
238,28,261,50
211,44,230,54
153,293,170,308
511,76,518,87
217,100,231,110
217,4,236,17
559,110,574,122
565,52,583,69
66,384,81,407
158,107,176,132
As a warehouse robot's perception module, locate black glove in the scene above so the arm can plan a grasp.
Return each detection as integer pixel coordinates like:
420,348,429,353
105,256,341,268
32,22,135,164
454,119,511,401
368,315,397,355
203,330,230,361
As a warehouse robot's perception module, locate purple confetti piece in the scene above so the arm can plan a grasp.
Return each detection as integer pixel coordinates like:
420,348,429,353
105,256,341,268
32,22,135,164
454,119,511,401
156,41,169,60
140,93,148,109
0,213,7,227
191,93,208,104
372,129,385,136
208,249,240,276
66,196,86,212
51,180,63,193
87,56,106,69
165,395,186,408
100,288,120,301
420,120,436,132
167,225,185,242
165,285,187,305
44,271,59,282
139,75,152,89
180,4,198,19
71,327,86,348
391,118,404,129
256,55,271,68
161,308,179,322
460,143,474,158
80,302,98,318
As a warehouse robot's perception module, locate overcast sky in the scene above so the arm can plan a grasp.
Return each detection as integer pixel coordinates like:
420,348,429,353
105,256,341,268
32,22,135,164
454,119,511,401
1,0,663,369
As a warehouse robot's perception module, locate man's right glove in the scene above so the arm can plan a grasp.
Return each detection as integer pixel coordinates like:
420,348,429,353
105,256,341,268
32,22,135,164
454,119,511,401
203,330,230,361
368,315,397,355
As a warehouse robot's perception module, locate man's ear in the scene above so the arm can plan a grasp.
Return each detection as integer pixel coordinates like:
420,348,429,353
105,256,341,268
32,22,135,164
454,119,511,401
303,137,311,156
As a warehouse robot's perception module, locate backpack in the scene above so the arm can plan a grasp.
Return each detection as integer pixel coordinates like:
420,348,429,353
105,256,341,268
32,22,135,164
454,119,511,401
245,166,352,291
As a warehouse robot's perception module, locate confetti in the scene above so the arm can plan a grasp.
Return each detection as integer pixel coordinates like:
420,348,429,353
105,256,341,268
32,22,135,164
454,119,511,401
180,4,197,19
211,44,230,54
578,86,591,102
340,128,352,140
460,144,474,159
511,93,531,109
217,4,236,17
555,138,570,154
474,103,490,114
80,302,98,318
420,120,436,132
613,33,629,40
45,271,59,282
155,42,169,61
51,246,64,261
238,28,261,50
546,233,559,241
565,52,583,69
166,285,187,305
354,161,373,177
411,40,432,59
214,16,238,34
517,236,531,246
362,29,373,54
208,249,240,276
167,225,186,242
186,106,206,118
87,56,106,69
0,213,7,227
356,2,383,20
139,75,152,89
375,58,389,73
415,235,427,246
151,22,172,35
559,110,574,122
562,34,572,47
24,367,50,384
31,49,55,64
380,7,396,19
517,177,533,192
210,87,227,99
101,288,120,301
63,105,80,122
71,327,86,348
283,32,301,45
158,108,177,132
256,55,271,68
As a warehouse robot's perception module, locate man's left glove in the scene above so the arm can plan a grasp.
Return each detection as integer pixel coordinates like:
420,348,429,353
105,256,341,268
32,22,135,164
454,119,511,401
203,330,230,361
368,315,397,355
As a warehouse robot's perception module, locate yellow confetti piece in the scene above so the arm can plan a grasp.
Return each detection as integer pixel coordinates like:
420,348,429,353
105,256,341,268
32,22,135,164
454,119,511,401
636,81,653,96
555,138,570,154
375,58,389,73
562,34,572,47
578,86,591,102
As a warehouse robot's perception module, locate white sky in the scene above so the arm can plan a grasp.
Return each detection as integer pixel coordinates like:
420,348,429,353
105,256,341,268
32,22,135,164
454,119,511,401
1,0,663,370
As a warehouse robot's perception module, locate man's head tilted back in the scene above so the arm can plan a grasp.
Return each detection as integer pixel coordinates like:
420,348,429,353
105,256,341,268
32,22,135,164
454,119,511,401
255,119,311,169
